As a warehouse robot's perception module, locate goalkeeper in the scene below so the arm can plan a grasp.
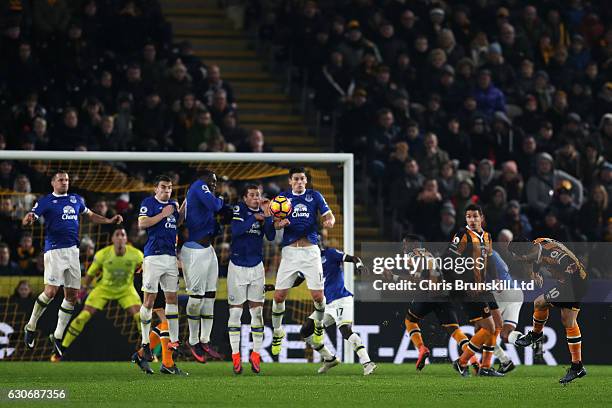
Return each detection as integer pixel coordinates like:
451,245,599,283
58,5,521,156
54,226,144,359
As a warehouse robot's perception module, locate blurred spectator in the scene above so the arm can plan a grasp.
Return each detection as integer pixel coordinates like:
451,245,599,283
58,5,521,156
337,88,371,154
161,62,193,109
474,159,496,203
413,178,443,236
495,161,524,202
220,111,249,147
526,152,583,217
141,42,166,88
550,186,580,237
582,143,607,188
238,130,270,153
578,184,610,241
200,65,235,107
438,117,470,169
15,233,37,274
0,242,19,275
430,202,457,242
555,139,582,179
185,109,221,152
451,179,479,226
206,133,235,153
535,209,572,242
134,90,171,150
437,161,459,200
472,69,506,120
12,174,36,219
503,200,533,240
9,280,35,313
315,51,355,114
416,132,449,179
0,197,20,248
368,108,400,177
337,20,381,71
0,160,16,189
515,135,538,180
484,186,507,236
209,89,233,128
95,116,125,151
51,108,93,150
390,159,424,224
534,121,557,155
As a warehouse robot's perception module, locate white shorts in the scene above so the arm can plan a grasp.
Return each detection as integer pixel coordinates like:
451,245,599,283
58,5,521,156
227,261,265,305
309,296,354,327
43,246,81,289
180,245,218,296
275,245,323,290
142,255,179,293
493,288,524,327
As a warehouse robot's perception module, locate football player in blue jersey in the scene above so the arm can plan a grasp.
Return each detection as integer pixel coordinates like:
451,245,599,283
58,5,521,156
297,242,377,375
489,230,525,374
180,169,225,363
22,170,122,356
227,184,275,374
271,167,335,356
137,175,186,375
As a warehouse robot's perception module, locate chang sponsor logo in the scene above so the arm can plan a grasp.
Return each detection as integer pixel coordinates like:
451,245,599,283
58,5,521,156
291,203,310,218
165,214,177,229
61,205,78,220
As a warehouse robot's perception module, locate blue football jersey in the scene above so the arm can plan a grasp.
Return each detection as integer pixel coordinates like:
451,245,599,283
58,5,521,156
281,189,330,247
32,193,89,252
139,196,179,257
490,250,512,282
185,179,224,242
322,247,353,303
230,202,275,267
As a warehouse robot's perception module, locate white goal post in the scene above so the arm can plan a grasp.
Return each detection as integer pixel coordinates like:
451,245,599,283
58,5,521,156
0,150,356,363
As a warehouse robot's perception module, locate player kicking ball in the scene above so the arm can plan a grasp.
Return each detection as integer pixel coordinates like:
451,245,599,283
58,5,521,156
270,167,335,356
509,237,589,384
137,175,186,375
227,185,275,374
294,242,376,376
22,170,122,357
54,227,143,361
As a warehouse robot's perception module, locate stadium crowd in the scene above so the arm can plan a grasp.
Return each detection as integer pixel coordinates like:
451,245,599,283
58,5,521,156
257,0,612,251
0,0,611,279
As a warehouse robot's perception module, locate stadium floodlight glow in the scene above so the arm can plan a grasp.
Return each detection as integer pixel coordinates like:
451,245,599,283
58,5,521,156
0,150,356,363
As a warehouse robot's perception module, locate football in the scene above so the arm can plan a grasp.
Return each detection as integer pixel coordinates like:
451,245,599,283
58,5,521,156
269,195,292,219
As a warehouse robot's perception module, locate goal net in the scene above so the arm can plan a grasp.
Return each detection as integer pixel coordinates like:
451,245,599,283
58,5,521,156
0,152,354,362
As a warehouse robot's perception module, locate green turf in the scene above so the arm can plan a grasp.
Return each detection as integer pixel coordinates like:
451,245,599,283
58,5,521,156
1,362,610,407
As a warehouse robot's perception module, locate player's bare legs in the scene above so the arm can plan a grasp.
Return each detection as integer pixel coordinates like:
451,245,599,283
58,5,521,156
477,308,502,372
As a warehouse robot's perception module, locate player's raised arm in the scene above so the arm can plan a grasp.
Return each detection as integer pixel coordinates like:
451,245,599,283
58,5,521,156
88,211,123,225
196,179,224,212
343,253,366,274
138,204,175,229
23,198,45,226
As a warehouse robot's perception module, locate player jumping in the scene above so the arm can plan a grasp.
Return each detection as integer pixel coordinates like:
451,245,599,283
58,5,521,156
296,240,376,375
227,184,275,374
55,227,143,360
509,237,589,384
22,170,122,356
180,169,225,362
271,167,335,356
137,175,185,375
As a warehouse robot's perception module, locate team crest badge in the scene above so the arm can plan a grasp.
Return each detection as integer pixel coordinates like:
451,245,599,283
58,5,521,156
305,194,313,202
70,196,77,203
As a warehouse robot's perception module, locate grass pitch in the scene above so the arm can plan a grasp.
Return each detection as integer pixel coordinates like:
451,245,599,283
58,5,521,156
1,362,610,407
